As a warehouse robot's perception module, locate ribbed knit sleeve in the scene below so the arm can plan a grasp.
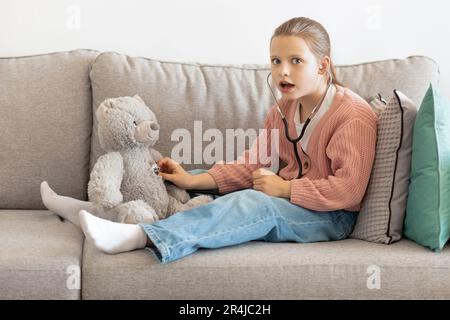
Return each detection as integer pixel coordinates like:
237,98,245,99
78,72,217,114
207,107,276,194
290,118,377,211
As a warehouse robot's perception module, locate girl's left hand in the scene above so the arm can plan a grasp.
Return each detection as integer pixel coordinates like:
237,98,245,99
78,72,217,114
252,168,291,198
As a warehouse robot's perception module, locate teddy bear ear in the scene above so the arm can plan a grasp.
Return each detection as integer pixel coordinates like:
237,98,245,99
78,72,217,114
96,103,109,121
133,94,146,105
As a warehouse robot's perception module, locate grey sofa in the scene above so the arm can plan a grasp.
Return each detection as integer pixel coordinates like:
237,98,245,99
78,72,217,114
1,50,449,300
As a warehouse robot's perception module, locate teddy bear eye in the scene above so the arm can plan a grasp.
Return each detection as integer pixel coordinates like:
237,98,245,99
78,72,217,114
133,121,137,126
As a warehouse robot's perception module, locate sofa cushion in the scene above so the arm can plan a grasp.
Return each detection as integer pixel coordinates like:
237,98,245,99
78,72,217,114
89,52,275,171
0,210,84,299
404,84,450,251
335,56,440,107
81,238,450,299
89,54,439,172
351,91,417,244
0,49,98,209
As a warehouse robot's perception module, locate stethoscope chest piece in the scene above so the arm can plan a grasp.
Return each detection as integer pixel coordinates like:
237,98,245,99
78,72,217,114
151,163,160,175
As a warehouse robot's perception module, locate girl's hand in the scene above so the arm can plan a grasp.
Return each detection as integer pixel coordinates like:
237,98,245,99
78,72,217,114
252,168,291,198
157,157,193,189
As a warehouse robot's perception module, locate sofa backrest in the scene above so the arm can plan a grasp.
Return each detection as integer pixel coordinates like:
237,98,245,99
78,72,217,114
0,50,440,209
336,56,439,106
0,50,98,209
90,53,439,172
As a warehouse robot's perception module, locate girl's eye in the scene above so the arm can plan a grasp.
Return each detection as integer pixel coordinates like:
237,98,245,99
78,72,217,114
292,58,302,64
271,58,280,65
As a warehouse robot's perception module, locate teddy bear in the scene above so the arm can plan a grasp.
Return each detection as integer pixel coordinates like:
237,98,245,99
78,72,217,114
87,94,212,224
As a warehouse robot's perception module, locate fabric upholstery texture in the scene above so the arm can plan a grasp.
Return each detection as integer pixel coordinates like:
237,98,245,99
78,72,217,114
0,50,99,209
0,209,84,299
82,239,450,300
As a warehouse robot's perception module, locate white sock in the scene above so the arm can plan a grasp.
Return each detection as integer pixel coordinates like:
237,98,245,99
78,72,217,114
40,181,100,227
79,210,148,254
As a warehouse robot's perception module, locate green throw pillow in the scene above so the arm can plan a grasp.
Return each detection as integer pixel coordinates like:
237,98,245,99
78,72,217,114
404,84,450,251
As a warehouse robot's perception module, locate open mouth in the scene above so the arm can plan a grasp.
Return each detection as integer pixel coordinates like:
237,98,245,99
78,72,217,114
279,81,295,89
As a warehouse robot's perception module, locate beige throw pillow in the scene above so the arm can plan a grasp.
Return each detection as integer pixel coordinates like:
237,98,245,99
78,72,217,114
350,90,417,244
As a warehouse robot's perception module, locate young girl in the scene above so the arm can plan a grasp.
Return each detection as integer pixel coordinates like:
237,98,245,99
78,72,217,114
41,17,377,263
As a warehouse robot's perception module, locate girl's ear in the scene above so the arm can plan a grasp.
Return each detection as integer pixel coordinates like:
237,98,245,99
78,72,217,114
318,56,331,74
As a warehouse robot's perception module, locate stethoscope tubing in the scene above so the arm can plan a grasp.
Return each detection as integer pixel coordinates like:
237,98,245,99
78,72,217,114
266,71,333,178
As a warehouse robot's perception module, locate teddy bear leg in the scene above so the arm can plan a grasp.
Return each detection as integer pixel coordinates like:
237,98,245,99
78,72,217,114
40,181,101,227
167,195,213,217
183,195,214,210
165,182,191,204
113,200,159,224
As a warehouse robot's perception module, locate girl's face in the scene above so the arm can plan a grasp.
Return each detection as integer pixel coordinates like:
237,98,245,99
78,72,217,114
270,35,325,100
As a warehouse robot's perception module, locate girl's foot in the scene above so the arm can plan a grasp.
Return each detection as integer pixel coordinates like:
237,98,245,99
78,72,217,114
79,210,148,254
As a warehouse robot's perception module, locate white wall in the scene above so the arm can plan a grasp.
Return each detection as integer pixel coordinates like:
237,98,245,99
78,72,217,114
1,0,449,98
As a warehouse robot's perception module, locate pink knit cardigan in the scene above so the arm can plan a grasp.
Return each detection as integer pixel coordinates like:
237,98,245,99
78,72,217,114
208,85,378,212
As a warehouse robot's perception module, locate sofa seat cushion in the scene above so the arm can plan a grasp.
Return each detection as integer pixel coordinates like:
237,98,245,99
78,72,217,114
0,210,84,299
82,238,450,299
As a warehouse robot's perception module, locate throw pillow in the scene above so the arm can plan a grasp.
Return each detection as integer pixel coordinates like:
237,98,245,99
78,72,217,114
350,90,417,244
403,84,450,251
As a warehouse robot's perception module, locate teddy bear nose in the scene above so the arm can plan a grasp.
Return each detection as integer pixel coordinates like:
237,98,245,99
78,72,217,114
135,120,159,143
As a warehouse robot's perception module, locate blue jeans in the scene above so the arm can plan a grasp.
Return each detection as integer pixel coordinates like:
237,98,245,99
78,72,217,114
140,169,358,264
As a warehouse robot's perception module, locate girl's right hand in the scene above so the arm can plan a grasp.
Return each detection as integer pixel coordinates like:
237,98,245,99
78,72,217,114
157,157,193,189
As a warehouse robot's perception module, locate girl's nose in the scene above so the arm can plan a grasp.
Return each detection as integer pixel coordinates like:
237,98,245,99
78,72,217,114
280,65,290,77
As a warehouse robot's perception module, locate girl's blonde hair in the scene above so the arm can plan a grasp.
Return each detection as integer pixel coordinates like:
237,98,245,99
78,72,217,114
271,17,343,87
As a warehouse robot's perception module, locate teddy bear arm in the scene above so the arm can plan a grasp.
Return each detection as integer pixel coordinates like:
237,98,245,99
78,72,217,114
88,152,124,209
149,148,163,162
165,182,191,204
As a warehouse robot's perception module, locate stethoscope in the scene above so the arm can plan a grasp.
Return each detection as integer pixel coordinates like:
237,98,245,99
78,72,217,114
266,70,333,178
